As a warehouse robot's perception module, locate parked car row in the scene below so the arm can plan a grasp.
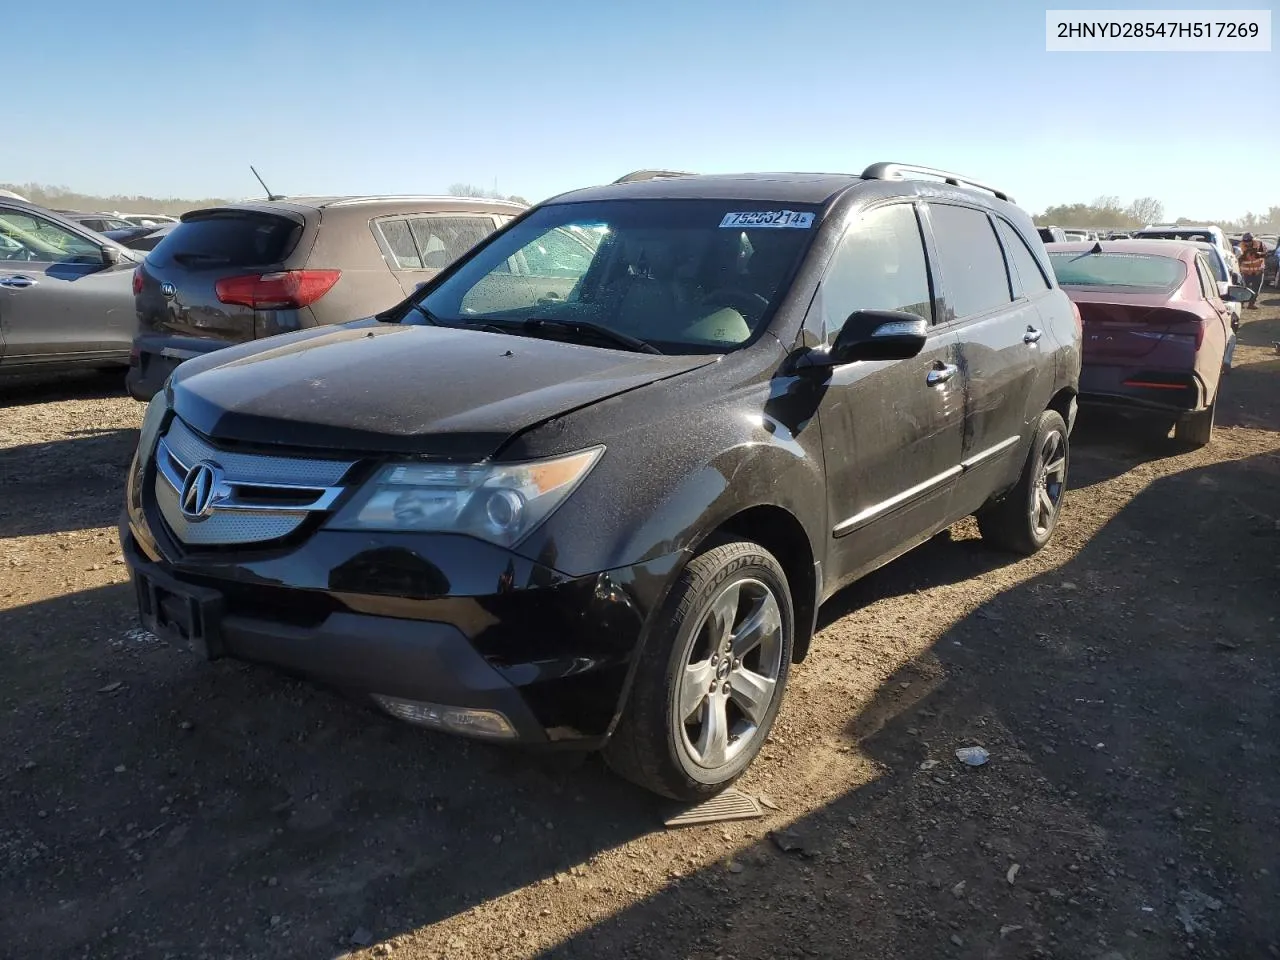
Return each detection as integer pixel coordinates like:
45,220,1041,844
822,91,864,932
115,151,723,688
1045,238,1252,447
0,194,522,378
126,194,525,399
2,163,1260,799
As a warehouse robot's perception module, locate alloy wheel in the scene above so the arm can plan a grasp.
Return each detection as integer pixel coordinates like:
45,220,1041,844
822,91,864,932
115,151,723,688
675,578,785,771
1031,429,1067,536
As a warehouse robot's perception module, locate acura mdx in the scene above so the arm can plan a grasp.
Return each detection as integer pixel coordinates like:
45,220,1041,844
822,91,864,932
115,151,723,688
121,164,1081,799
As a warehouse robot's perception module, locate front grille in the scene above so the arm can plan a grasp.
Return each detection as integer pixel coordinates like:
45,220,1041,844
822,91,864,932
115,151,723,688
154,418,356,546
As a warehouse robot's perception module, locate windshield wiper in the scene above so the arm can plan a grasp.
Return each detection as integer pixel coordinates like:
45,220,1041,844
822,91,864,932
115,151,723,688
510,317,661,354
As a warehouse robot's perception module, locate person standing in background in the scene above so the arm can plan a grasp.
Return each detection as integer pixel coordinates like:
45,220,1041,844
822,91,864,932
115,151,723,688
1238,233,1266,308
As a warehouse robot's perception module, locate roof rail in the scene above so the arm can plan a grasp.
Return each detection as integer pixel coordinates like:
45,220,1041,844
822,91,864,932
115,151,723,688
612,169,696,184
860,162,1013,203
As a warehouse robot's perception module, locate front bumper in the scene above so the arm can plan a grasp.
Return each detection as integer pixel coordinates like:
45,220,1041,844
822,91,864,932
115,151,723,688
120,513,683,747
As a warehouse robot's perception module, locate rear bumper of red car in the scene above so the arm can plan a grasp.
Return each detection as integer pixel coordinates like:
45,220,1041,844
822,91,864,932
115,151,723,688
1079,366,1208,417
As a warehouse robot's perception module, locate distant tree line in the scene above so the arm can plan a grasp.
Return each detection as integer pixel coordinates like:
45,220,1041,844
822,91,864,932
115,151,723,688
1036,194,1280,233
7,180,1272,232
1,183,228,216
1,181,532,214
447,183,529,205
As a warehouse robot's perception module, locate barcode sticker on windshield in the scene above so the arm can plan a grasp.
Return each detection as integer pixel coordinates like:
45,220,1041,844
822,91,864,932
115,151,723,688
719,211,815,229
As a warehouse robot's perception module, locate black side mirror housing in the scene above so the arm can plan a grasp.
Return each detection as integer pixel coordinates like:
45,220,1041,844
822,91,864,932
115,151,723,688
797,310,930,369
1222,284,1256,303
102,245,122,266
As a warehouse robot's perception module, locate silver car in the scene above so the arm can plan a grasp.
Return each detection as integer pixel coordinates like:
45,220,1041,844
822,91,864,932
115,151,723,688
0,200,140,375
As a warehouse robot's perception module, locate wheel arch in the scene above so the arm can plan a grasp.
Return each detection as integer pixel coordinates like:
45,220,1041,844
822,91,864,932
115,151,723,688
1046,384,1077,434
701,504,819,664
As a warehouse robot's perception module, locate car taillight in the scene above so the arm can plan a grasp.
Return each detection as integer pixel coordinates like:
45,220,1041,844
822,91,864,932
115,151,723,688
214,270,341,310
132,267,143,296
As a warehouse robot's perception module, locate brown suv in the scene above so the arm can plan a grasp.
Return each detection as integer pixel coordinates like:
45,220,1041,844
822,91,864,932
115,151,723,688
127,195,525,400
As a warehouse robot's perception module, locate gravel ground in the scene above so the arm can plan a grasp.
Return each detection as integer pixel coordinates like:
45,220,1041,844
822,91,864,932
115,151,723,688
1,300,1277,960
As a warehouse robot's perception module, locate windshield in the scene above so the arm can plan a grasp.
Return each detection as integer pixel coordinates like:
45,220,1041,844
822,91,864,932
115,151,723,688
1048,252,1187,292
416,199,820,354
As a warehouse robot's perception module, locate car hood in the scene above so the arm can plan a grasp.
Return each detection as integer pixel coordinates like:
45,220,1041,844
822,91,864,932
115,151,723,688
170,320,718,458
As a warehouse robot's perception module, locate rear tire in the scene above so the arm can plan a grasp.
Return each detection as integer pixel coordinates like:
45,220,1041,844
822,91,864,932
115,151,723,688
976,409,1069,556
1174,399,1215,448
604,540,793,801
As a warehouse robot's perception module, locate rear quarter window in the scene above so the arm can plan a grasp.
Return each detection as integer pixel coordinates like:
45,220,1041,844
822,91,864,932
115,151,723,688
409,217,496,270
996,219,1051,296
148,213,302,268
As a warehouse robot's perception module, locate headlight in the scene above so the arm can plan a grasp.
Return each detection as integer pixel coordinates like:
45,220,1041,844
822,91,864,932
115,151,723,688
134,391,170,474
129,392,170,506
137,392,169,462
327,446,604,547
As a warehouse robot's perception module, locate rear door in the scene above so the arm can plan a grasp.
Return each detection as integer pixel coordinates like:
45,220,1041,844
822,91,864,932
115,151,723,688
924,203,1047,512
1193,254,1232,388
813,201,966,587
372,214,500,296
0,205,136,364
135,209,307,346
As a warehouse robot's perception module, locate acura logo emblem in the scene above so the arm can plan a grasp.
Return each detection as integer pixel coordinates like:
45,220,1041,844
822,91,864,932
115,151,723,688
179,460,225,521
160,282,177,299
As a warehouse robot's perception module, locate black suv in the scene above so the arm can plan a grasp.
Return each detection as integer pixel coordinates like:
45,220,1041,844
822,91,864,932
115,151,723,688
121,164,1081,800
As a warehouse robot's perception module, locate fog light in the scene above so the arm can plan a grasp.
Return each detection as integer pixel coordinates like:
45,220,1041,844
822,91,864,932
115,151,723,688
372,695,516,740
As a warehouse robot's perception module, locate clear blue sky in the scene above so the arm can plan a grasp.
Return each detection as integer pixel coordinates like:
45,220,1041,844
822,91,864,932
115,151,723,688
5,0,1275,219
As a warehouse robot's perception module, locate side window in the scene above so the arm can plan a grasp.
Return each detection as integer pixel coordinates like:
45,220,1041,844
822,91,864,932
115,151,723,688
409,217,496,270
375,218,422,269
1196,256,1220,302
817,203,933,345
928,204,1014,320
0,210,103,264
996,219,1051,297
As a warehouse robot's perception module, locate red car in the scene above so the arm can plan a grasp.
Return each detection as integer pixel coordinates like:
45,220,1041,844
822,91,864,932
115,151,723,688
1045,240,1254,446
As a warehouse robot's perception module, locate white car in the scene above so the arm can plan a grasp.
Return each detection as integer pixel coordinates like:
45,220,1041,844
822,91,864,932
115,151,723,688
1134,224,1239,280
114,212,180,227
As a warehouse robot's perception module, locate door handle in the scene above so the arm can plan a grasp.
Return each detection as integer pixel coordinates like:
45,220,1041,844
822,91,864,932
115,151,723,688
927,362,958,386
0,276,37,289
1023,327,1042,344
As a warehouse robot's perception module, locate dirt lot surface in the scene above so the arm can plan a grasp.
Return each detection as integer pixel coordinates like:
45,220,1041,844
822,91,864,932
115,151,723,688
2,300,1278,960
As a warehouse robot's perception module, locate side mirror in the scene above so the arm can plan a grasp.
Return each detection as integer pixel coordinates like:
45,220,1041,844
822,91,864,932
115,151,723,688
1222,284,1256,303
102,245,121,266
799,310,929,368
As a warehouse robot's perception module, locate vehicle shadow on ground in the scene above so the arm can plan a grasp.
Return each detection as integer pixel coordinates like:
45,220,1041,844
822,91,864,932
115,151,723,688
0,429,139,538
1234,310,1279,347
0,368,127,407
4,422,1276,957
533,449,1280,960
0,579,666,957
1220,356,1280,430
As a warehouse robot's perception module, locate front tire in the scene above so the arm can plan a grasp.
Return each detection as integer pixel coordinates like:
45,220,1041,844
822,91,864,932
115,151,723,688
977,409,1069,555
604,540,793,801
